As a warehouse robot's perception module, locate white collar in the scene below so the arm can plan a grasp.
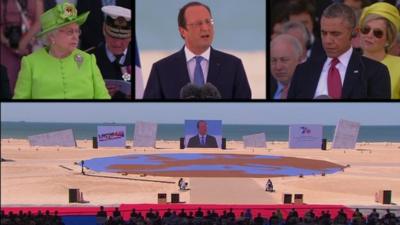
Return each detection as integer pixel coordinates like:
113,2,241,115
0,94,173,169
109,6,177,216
327,47,353,67
184,46,211,62
105,45,128,63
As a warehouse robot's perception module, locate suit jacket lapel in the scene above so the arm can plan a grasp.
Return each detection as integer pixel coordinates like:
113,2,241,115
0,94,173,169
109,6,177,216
207,48,221,83
342,51,362,98
176,47,191,85
307,57,326,98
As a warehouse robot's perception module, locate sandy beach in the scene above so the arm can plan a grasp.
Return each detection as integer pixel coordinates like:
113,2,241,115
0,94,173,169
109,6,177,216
139,51,266,99
1,139,399,207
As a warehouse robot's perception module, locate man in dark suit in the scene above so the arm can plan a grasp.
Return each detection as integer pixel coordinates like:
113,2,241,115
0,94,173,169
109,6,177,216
270,34,303,99
288,3,390,99
92,5,131,99
143,2,251,99
187,120,218,148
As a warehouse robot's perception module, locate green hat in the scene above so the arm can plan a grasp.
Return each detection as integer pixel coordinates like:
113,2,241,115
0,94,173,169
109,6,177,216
37,1,89,37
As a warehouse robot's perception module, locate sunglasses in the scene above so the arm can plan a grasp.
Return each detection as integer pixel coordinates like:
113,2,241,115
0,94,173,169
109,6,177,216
360,26,384,39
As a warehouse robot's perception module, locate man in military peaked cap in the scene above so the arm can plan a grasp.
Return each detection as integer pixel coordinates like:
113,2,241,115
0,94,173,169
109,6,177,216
92,5,131,99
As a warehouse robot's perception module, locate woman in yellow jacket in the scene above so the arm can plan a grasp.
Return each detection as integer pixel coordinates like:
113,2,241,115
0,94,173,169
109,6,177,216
13,2,110,99
359,2,400,99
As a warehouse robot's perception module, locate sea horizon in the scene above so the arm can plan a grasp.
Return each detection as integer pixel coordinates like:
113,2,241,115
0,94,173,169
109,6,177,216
2,121,399,142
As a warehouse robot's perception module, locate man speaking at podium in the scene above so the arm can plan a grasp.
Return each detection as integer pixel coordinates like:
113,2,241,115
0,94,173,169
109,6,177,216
143,1,251,100
187,120,218,148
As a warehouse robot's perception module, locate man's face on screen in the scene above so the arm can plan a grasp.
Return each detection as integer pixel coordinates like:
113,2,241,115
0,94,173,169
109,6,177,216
198,121,208,135
180,5,214,55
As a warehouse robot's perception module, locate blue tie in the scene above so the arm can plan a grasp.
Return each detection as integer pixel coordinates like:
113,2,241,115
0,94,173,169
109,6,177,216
194,56,205,86
201,136,205,145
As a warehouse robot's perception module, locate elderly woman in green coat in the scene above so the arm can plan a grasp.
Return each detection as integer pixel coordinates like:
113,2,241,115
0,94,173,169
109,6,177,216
13,2,110,99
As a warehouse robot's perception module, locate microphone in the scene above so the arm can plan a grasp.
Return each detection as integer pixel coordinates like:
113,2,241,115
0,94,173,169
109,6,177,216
180,83,222,99
180,83,201,99
200,83,221,99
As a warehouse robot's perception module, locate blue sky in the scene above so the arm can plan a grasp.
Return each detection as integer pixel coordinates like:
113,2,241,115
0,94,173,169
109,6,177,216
1,103,399,125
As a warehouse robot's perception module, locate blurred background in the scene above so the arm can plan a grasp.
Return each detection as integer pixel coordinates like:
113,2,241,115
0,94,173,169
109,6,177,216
136,0,266,99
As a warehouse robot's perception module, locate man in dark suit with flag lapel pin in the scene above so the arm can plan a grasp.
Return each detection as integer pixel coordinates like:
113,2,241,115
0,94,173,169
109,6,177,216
287,3,390,100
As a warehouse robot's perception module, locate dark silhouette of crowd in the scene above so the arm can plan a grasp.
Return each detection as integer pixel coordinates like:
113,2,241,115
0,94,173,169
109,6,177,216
1,207,399,225
94,207,400,225
0,209,65,225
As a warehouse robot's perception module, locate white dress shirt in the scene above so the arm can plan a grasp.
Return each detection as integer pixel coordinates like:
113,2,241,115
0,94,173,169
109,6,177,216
314,47,353,98
185,46,210,83
273,82,284,99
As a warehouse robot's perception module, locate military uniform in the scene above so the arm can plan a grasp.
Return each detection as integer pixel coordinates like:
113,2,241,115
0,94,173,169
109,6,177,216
92,43,131,81
93,5,131,99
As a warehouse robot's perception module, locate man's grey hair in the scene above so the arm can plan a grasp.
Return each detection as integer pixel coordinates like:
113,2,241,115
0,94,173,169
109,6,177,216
322,3,356,29
282,21,310,48
271,34,303,60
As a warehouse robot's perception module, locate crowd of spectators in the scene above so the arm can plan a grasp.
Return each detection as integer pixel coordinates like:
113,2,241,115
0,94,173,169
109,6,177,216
82,207,400,225
3,207,397,225
1,206,400,225
96,207,400,225
0,209,64,225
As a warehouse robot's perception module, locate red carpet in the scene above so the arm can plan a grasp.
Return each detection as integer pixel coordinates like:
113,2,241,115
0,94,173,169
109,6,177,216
2,204,354,220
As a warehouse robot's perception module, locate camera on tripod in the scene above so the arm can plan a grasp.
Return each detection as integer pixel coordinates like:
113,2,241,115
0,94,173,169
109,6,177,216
4,26,22,49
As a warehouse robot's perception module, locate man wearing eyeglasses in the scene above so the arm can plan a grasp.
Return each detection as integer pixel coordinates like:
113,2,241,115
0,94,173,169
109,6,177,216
143,1,251,99
287,2,391,99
